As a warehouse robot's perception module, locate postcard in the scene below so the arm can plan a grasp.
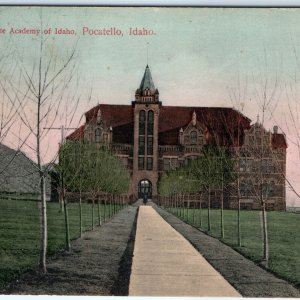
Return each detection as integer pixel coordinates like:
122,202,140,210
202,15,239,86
0,6,299,297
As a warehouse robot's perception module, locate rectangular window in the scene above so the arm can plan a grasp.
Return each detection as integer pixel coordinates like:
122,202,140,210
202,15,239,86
256,137,262,146
147,123,153,135
139,136,145,155
163,158,170,171
128,158,133,169
138,156,144,170
171,158,177,169
159,159,164,171
103,133,108,143
147,136,153,155
261,159,273,173
240,158,251,172
139,123,145,134
240,180,252,197
147,157,153,170
122,157,128,167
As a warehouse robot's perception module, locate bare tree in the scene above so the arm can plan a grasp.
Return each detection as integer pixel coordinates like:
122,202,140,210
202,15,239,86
250,51,282,267
0,9,83,273
227,75,249,246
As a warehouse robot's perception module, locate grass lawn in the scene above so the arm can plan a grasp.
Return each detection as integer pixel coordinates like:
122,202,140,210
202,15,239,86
0,199,124,289
170,207,300,287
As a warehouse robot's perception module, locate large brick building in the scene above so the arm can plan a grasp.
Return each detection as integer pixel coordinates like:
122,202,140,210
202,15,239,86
67,65,287,210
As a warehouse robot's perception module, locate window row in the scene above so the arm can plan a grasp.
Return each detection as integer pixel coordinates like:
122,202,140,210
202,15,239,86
245,135,271,146
239,158,276,173
183,131,204,145
240,180,275,197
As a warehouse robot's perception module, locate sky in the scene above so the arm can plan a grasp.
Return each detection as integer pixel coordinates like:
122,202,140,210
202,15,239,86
1,7,300,206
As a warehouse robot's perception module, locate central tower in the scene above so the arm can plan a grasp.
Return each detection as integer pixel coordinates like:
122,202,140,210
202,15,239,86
132,65,161,199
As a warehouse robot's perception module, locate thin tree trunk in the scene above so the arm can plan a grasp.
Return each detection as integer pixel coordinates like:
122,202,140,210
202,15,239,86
63,193,70,251
237,177,242,247
208,186,211,231
92,198,95,230
199,196,203,227
192,200,195,225
104,198,107,222
38,175,47,273
187,195,190,222
261,201,269,266
260,120,269,266
59,197,64,213
98,197,102,226
79,191,82,237
221,182,224,239
37,56,47,272
109,195,112,218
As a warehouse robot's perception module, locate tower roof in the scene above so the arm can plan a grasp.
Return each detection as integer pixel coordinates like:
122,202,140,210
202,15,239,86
139,65,156,93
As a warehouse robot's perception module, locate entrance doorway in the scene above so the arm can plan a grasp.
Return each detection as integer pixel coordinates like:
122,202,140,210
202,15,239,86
138,179,152,199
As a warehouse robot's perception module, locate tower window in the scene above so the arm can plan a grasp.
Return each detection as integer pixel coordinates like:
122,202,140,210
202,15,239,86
139,110,145,133
147,136,153,155
138,156,144,170
147,110,154,135
139,136,145,155
148,110,154,122
147,157,153,170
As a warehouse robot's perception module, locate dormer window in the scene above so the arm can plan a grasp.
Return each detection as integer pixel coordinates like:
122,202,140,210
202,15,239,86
190,131,197,145
95,128,101,143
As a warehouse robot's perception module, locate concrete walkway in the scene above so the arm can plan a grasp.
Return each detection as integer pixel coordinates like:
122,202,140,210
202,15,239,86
129,206,241,297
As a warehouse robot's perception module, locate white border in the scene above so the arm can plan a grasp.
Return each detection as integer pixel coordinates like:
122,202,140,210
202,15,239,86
1,0,300,6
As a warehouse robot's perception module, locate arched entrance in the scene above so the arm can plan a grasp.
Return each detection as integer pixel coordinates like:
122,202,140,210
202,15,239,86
138,179,152,199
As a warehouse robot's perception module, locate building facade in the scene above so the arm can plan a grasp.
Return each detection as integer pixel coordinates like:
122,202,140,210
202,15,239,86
67,66,287,210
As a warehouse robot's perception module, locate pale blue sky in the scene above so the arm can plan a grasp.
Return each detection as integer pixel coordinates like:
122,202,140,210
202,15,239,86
1,6,299,111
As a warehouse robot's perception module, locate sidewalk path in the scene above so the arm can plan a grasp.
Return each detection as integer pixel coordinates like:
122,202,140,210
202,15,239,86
129,206,241,297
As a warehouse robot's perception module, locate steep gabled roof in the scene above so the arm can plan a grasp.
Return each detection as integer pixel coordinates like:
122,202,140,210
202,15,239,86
67,103,287,149
66,124,85,141
159,106,251,132
85,104,133,127
158,106,251,146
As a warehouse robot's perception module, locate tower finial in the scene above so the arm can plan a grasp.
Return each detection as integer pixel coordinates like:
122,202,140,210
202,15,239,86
256,114,260,124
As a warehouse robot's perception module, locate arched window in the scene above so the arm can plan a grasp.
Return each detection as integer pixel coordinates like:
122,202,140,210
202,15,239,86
95,128,101,143
190,131,197,144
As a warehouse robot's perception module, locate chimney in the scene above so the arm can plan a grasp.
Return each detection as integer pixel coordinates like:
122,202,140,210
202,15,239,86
273,125,278,134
